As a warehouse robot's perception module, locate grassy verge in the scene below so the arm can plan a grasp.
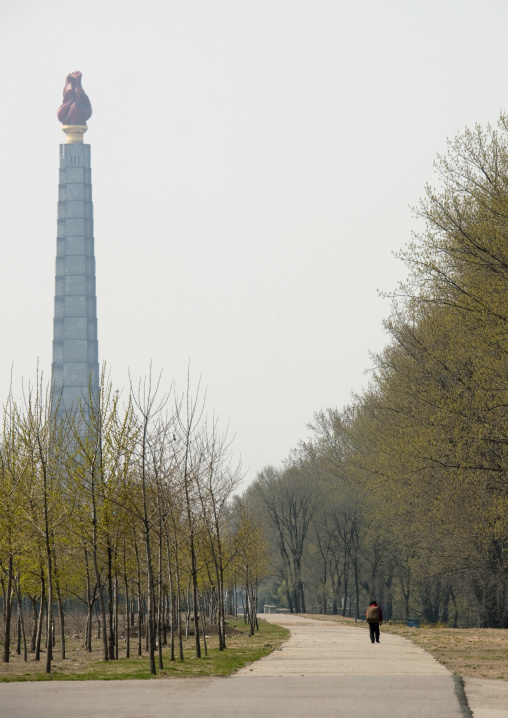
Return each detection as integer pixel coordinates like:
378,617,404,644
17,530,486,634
0,619,289,682
302,613,508,680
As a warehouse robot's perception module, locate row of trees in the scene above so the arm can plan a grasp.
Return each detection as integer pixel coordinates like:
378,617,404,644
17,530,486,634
0,368,267,673
4,114,507,666
248,116,508,628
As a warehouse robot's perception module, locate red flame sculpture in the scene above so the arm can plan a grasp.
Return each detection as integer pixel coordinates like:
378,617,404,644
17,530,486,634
57,71,92,125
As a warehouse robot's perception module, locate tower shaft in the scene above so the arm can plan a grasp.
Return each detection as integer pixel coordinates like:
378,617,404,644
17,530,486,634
52,141,99,413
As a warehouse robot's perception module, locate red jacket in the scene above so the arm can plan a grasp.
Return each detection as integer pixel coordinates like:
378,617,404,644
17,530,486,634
366,603,383,622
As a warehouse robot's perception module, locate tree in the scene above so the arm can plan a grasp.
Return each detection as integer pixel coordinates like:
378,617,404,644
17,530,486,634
18,373,73,673
251,464,316,613
0,386,30,663
193,417,242,649
230,497,268,635
352,116,508,626
172,376,206,659
127,368,171,674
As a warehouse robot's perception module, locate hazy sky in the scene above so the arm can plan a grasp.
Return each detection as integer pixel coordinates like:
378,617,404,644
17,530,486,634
1,0,507,487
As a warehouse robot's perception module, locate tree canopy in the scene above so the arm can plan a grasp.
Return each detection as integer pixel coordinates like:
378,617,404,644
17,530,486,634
247,116,508,628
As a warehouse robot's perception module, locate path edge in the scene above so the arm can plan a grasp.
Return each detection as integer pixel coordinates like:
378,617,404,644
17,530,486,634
453,675,474,718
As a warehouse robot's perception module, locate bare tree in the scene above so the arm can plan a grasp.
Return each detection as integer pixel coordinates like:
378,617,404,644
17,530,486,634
172,373,207,659
18,371,73,673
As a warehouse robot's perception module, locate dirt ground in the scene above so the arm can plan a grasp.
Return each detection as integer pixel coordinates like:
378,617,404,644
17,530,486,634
0,620,286,681
0,635,106,679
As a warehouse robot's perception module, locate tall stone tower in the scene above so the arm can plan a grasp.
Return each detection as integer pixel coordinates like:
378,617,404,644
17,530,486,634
52,72,99,414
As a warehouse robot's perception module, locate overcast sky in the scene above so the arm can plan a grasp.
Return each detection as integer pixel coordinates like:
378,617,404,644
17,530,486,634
1,0,507,487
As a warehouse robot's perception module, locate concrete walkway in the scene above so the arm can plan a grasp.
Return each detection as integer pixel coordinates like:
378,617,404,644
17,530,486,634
1,614,505,717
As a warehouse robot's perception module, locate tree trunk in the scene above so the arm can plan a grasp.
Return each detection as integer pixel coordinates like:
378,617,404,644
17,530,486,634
144,518,157,675
176,577,183,661
123,547,130,658
53,556,66,660
165,535,175,662
157,529,163,670
85,554,95,653
354,556,360,621
15,579,27,662
186,520,201,658
107,544,115,661
134,538,143,656
285,586,293,613
35,575,45,662
91,471,109,661
2,554,13,663
199,603,208,656
114,573,119,660
30,596,37,652
45,559,54,673
92,550,108,661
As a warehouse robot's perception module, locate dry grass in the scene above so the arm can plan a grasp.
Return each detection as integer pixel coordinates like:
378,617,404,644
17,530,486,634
303,614,508,680
383,624,508,680
0,620,289,681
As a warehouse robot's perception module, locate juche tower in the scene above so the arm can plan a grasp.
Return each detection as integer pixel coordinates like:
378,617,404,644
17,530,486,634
52,72,99,413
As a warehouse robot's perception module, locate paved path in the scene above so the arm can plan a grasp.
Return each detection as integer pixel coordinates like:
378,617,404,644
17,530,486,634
1,614,505,717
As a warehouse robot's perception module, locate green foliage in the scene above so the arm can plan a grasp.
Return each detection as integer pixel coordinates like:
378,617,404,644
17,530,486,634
248,115,508,628
1,366,265,674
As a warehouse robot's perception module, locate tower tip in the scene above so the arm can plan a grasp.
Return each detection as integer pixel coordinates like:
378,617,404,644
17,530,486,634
57,71,92,139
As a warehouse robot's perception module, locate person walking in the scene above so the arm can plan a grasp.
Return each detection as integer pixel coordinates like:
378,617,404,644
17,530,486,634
366,600,382,643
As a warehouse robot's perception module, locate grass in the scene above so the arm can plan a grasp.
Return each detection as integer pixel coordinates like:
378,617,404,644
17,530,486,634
302,613,508,680
0,619,289,682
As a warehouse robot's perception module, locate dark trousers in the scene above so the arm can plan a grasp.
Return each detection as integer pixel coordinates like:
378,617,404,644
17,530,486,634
369,622,380,643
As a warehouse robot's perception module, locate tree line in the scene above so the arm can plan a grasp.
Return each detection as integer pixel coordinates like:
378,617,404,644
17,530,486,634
246,116,508,629
0,368,266,673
